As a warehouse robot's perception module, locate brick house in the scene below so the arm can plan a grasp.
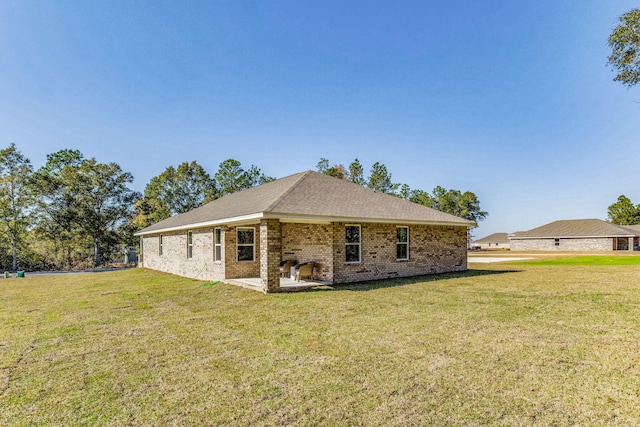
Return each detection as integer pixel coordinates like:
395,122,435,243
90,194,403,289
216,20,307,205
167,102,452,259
509,219,640,251
135,171,475,293
471,232,510,250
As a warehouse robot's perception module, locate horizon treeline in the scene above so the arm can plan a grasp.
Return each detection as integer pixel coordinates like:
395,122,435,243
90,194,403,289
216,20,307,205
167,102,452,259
0,144,488,271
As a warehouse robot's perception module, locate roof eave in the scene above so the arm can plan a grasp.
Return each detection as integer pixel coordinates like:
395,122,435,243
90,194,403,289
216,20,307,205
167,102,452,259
266,212,474,227
133,212,265,236
134,211,474,236
511,234,636,240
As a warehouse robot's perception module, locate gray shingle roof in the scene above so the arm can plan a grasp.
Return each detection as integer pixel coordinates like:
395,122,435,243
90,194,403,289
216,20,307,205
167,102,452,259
620,224,640,235
473,232,510,244
136,170,475,235
510,219,640,239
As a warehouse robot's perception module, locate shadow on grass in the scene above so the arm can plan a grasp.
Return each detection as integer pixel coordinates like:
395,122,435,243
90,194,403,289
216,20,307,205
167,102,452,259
304,268,522,292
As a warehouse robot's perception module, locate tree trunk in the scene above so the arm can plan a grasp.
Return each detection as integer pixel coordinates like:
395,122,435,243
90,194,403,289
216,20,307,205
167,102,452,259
93,237,100,269
11,237,17,271
66,245,72,270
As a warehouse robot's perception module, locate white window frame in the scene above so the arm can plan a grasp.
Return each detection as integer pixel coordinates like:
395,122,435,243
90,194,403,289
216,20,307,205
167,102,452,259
396,226,409,261
236,227,255,262
159,234,163,256
214,227,222,263
345,224,361,264
187,231,193,259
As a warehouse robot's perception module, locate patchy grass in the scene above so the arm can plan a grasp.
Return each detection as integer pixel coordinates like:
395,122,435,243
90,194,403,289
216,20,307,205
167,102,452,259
515,255,640,266
1,266,639,426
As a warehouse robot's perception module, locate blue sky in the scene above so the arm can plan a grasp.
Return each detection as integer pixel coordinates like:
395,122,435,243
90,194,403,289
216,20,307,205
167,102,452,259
1,1,639,238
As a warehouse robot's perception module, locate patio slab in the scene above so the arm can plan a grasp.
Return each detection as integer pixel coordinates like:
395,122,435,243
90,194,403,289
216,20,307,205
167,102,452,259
225,276,332,292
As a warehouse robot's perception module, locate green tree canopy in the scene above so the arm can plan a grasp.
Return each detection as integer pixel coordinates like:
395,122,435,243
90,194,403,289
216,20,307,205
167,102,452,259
31,149,86,268
607,195,640,225
138,161,217,228
367,162,399,194
314,156,488,226
74,159,140,267
0,143,36,271
243,165,275,188
407,186,487,225
33,150,139,268
608,8,640,87
347,159,365,186
316,158,347,180
408,189,434,207
215,159,273,196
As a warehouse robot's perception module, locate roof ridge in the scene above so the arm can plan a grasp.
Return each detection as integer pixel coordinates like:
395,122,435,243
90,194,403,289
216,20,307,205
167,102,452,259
264,170,314,212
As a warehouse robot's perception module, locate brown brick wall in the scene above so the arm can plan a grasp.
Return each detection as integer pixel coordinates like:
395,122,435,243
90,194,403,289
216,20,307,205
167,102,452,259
332,223,467,284
511,238,615,251
281,223,334,282
260,219,281,292
141,221,468,286
224,224,261,278
141,229,221,281
141,224,262,282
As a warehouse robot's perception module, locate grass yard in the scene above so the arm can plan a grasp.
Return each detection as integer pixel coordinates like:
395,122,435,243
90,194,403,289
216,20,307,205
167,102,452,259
515,255,640,266
1,265,639,426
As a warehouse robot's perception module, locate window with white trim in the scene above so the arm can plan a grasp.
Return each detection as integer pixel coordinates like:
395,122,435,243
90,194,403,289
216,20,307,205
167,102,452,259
159,235,164,256
345,225,361,263
396,226,409,260
237,227,255,262
214,228,222,262
187,231,193,259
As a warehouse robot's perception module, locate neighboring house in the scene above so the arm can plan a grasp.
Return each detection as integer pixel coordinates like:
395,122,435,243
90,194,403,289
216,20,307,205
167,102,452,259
135,171,475,293
471,232,510,250
509,219,640,251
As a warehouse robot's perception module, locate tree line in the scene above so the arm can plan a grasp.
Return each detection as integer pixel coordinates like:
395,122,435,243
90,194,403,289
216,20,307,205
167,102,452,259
0,144,273,272
607,195,640,225
0,144,487,272
315,158,488,228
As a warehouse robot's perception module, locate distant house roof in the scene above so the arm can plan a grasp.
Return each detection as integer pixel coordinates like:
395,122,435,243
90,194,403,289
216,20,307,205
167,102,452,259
510,219,640,239
135,170,475,236
620,224,640,235
473,232,510,244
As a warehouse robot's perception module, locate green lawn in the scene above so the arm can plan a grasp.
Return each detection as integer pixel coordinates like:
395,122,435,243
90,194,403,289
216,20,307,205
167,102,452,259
1,266,639,426
515,255,640,266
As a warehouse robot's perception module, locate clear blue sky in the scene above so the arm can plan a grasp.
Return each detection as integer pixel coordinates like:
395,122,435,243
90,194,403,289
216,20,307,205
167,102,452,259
1,1,639,238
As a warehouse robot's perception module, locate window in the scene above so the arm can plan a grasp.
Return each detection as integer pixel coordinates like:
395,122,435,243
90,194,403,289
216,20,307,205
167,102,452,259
214,228,222,262
554,238,560,247
237,227,255,262
345,225,361,263
187,231,193,258
159,235,163,256
396,226,409,260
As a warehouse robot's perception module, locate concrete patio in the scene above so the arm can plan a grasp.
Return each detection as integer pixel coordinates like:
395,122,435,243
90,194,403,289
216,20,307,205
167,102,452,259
225,276,332,292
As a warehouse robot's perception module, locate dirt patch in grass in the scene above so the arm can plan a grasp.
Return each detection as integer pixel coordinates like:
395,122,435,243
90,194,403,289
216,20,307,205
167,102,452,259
1,267,639,425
